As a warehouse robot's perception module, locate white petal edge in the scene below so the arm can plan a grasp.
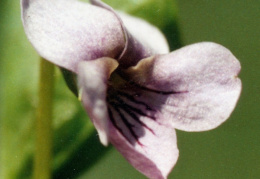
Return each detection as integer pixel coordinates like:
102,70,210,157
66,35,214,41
78,58,118,145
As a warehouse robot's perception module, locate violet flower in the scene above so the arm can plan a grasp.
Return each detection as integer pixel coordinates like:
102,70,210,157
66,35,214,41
21,0,242,178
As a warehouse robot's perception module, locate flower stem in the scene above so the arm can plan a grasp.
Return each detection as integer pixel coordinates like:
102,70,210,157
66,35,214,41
33,58,55,179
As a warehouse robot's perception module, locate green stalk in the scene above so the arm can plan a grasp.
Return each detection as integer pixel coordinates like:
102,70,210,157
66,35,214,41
33,58,55,179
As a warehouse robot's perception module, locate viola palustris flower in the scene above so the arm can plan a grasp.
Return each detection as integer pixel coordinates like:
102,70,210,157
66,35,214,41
21,0,242,178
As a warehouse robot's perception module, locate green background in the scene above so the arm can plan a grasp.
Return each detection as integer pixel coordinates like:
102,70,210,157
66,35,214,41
1,0,259,178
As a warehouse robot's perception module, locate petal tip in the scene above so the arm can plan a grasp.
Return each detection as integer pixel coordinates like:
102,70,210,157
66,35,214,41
99,131,109,146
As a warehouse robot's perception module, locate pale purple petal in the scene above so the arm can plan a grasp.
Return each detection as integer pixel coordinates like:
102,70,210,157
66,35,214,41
21,0,125,73
78,56,179,178
118,11,169,54
106,73,179,178
107,109,178,179
123,42,242,131
78,58,118,146
90,0,159,68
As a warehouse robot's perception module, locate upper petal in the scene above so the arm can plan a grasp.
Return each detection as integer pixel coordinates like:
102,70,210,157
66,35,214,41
123,42,242,131
21,0,125,73
90,0,169,68
118,11,169,55
78,58,118,146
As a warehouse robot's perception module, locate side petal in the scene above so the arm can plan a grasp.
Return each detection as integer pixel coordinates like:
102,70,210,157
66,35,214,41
107,106,178,179
124,42,242,131
21,0,125,73
91,0,169,68
78,58,118,146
